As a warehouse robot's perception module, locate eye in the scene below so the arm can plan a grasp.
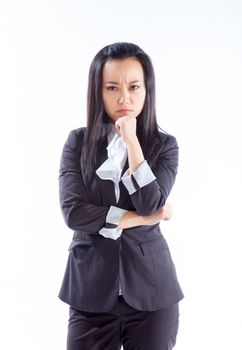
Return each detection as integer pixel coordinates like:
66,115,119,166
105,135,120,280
130,85,140,90
106,86,117,91
105,85,140,91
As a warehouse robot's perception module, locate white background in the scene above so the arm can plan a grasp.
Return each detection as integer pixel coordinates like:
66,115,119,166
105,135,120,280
1,0,242,349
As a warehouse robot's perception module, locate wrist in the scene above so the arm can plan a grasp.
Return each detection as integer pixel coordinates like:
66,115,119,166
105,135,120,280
143,212,161,225
117,211,146,229
142,214,153,226
137,214,146,226
125,135,139,147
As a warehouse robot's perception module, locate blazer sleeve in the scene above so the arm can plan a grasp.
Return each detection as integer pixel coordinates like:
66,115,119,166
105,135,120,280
120,134,179,216
59,129,127,234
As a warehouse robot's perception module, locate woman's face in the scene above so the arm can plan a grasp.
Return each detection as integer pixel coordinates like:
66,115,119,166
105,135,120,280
102,57,146,123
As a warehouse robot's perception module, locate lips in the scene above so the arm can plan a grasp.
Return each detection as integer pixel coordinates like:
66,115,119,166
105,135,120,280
116,109,133,113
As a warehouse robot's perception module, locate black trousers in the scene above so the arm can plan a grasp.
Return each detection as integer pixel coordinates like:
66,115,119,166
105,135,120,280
67,295,180,350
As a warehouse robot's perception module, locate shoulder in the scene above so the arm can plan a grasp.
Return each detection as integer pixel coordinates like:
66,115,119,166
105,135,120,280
153,130,179,168
69,127,86,138
64,127,87,151
157,130,179,153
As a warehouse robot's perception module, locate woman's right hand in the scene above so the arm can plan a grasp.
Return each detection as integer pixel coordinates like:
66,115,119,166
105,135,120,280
117,202,173,229
143,202,173,225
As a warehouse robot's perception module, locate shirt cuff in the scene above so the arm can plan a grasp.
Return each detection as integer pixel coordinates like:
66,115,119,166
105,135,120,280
121,160,156,195
99,206,128,240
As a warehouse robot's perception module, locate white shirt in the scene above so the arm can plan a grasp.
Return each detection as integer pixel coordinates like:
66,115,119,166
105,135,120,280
96,129,128,203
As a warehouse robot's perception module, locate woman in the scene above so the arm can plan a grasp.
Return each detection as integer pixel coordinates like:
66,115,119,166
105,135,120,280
58,42,184,350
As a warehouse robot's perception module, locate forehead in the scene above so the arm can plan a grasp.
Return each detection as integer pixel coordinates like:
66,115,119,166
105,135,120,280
102,58,144,82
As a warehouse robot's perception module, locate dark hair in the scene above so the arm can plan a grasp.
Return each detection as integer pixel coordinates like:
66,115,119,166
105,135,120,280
81,41,167,188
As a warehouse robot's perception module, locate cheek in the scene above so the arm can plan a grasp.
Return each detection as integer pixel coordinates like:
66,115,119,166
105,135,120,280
137,92,146,106
103,93,113,109
102,95,109,110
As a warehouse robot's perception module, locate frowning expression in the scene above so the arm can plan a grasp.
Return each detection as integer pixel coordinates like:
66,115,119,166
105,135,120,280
102,57,146,122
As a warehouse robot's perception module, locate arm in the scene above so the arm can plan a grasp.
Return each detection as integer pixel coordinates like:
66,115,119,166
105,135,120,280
59,129,122,234
117,202,173,229
59,128,166,235
121,134,179,216
59,129,173,237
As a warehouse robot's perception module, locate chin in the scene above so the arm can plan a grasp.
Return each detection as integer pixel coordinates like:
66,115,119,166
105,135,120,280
107,116,116,123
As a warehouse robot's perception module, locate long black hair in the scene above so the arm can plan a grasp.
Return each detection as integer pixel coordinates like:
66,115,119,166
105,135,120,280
81,41,167,188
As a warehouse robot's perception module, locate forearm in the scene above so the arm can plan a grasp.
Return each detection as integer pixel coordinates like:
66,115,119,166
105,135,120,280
117,211,145,229
126,136,145,173
121,135,178,217
117,210,161,230
117,203,172,230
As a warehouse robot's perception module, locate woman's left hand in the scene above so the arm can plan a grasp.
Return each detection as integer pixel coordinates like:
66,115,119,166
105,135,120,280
115,116,137,143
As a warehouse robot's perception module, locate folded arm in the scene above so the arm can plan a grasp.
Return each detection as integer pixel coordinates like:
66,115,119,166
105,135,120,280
59,129,144,236
121,134,179,216
59,130,111,233
59,129,174,238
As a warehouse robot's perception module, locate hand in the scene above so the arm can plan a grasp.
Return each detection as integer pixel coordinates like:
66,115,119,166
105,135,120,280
117,203,173,230
115,116,137,143
159,202,173,221
143,203,173,225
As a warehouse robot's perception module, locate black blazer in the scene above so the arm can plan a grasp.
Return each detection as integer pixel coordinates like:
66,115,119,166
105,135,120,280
58,127,184,312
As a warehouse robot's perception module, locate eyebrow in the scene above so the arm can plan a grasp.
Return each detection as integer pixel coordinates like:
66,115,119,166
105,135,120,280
104,80,141,85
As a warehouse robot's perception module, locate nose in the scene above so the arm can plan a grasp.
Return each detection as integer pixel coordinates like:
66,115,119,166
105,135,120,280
118,88,130,105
